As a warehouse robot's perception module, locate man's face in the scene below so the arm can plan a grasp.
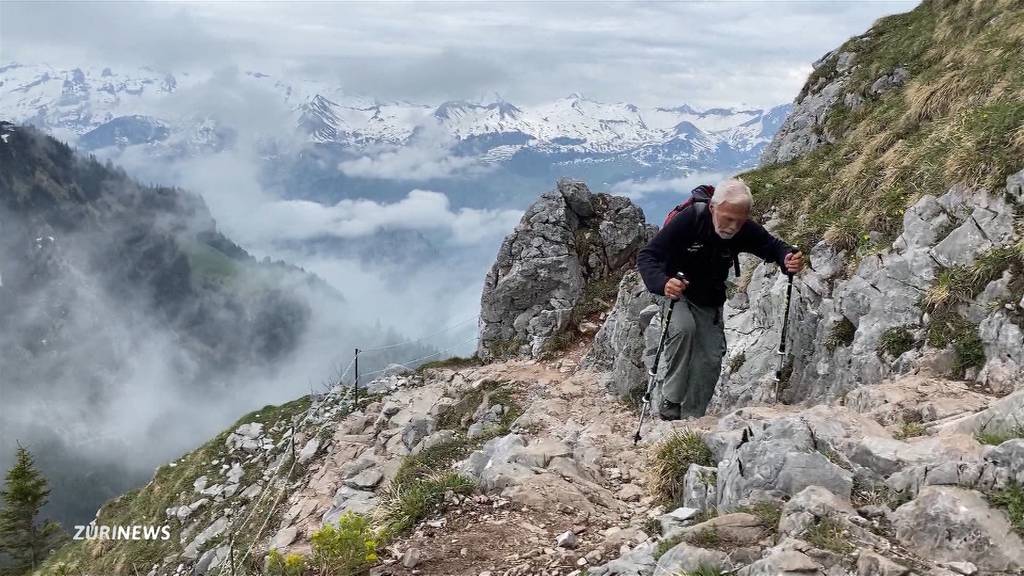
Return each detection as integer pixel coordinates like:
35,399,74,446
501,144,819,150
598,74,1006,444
710,202,749,239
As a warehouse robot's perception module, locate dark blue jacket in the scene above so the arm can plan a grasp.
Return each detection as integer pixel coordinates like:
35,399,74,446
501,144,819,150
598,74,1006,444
637,203,793,307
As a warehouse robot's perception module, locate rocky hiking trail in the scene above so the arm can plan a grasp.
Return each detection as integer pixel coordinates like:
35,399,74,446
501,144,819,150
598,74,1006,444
274,345,700,575
260,336,1023,576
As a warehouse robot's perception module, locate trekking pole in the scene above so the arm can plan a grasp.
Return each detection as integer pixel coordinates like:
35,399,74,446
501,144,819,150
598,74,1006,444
772,252,797,402
634,271,687,445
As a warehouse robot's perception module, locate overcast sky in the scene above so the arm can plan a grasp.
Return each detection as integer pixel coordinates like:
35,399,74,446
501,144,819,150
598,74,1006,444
2,1,917,109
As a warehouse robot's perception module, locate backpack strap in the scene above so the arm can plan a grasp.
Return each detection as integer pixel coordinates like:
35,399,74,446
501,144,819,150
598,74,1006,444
696,201,742,278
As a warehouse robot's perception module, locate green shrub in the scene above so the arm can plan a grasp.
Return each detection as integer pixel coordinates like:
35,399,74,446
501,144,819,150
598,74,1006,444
266,549,307,576
650,429,714,505
310,512,379,576
878,327,917,357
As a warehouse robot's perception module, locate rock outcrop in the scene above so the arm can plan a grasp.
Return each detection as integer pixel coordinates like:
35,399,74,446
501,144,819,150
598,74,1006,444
713,175,1023,410
478,178,652,359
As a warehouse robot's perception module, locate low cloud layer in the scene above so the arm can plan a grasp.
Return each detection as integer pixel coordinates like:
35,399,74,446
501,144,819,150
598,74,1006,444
338,119,493,180
242,190,523,246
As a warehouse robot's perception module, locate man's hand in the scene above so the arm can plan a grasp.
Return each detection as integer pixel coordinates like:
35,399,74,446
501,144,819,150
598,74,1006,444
784,250,805,275
664,276,689,300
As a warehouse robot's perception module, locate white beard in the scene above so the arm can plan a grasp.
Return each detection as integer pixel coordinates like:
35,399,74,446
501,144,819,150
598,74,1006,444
715,225,736,239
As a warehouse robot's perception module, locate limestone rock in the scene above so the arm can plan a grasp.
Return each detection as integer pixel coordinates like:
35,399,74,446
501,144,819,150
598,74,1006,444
857,550,909,576
478,179,649,359
582,271,658,398
892,486,1024,572
655,542,730,574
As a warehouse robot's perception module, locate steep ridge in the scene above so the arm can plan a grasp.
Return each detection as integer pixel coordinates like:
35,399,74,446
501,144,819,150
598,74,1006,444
27,2,1024,575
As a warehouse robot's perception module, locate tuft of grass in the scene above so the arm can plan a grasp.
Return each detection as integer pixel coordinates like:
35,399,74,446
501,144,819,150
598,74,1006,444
735,501,783,530
728,352,746,374
376,471,475,537
825,318,857,352
572,271,623,325
650,429,714,506
951,329,986,377
435,379,520,434
925,245,1022,313
642,517,663,537
654,534,684,560
541,329,584,358
924,306,986,379
975,419,1024,446
485,338,521,359
989,480,1024,536
686,527,721,548
878,326,917,358
391,438,475,489
818,445,853,471
923,244,1024,372
693,506,720,525
377,385,521,537
823,214,862,253
803,516,854,554
416,354,484,373
894,421,927,440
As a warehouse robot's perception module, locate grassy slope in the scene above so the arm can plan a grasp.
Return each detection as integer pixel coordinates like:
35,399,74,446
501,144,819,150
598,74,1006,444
34,397,314,576
743,0,1024,254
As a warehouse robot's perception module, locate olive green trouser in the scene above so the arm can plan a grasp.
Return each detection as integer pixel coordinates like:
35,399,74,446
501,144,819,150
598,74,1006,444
659,296,727,417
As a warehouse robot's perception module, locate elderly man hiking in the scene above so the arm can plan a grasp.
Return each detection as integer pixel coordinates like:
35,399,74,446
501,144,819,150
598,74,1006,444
637,178,805,421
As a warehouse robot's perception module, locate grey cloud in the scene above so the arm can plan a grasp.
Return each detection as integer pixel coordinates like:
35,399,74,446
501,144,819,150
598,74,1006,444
2,0,919,109
292,48,510,104
0,1,251,72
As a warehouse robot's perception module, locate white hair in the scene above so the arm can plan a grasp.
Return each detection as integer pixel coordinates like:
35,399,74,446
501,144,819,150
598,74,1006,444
711,178,753,210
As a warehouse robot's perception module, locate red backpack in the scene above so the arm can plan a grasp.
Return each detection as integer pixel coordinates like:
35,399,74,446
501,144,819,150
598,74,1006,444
662,184,741,278
662,184,715,227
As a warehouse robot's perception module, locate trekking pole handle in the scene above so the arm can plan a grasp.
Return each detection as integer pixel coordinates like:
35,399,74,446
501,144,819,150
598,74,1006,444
783,248,802,277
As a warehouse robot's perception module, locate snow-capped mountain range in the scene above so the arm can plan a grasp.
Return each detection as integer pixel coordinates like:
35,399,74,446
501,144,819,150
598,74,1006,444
0,62,791,170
